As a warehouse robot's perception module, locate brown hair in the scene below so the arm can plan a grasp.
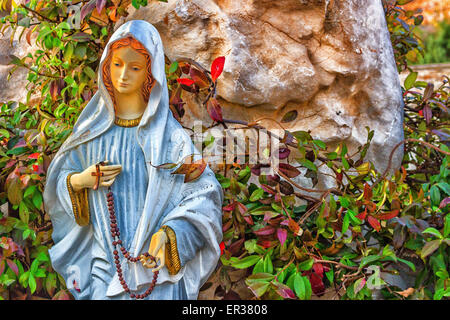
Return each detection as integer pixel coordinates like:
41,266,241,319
102,36,155,110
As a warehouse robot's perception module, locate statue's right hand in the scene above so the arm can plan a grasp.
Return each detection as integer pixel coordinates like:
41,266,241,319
70,160,122,191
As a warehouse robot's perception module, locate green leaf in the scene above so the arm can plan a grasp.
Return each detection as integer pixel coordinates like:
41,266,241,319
436,182,450,196
294,273,310,300
312,139,326,150
252,258,264,274
24,185,37,198
422,227,443,239
359,255,380,269
429,185,441,207
326,152,338,160
444,215,449,238
341,156,349,170
231,255,261,269
420,240,441,259
169,61,178,73
298,259,314,271
19,201,29,224
0,129,10,139
247,281,270,298
339,196,351,208
298,158,317,172
245,273,274,297
404,71,418,90
28,274,36,294
83,66,96,80
263,255,273,274
397,258,416,272
342,212,350,234
249,188,264,202
32,192,43,210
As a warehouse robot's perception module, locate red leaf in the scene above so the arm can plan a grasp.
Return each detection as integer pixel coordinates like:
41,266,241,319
80,1,96,21
28,152,40,160
237,202,248,215
313,262,324,278
222,202,237,212
254,226,276,236
5,160,17,169
176,78,195,86
367,215,381,232
279,163,300,178
211,56,225,82
260,184,276,195
243,215,254,225
309,272,325,296
356,208,367,221
206,98,223,122
96,0,106,14
73,279,81,292
6,259,18,276
0,260,5,276
275,283,296,299
423,105,432,124
336,171,343,184
258,240,276,249
439,197,450,209
278,147,291,159
277,228,287,246
219,241,225,255
376,209,399,220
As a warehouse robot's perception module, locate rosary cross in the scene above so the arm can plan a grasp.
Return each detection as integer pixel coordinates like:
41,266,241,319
91,161,106,190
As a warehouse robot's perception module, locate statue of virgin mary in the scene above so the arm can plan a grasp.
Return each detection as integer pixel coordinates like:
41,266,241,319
43,20,223,300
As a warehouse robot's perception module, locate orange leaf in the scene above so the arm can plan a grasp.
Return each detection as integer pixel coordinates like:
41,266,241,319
279,163,300,178
206,98,223,122
367,216,381,232
396,287,414,298
183,158,207,183
376,209,399,220
363,183,372,201
189,68,209,89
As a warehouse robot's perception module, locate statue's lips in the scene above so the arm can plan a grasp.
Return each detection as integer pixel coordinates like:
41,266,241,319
119,82,129,87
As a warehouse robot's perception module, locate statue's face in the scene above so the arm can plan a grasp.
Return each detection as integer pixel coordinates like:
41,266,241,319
110,46,148,95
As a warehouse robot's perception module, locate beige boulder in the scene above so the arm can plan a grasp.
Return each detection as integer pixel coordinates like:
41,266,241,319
121,0,404,187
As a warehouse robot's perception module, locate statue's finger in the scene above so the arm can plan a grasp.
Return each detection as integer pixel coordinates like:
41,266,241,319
101,178,116,187
101,170,121,177
100,172,120,181
101,165,122,171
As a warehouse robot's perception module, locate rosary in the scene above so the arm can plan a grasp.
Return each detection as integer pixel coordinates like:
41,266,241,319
93,162,159,299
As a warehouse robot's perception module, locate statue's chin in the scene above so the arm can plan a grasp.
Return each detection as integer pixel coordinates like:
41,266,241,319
114,87,134,94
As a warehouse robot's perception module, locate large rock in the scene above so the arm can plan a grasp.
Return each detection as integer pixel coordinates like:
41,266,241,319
120,0,405,187
0,11,38,105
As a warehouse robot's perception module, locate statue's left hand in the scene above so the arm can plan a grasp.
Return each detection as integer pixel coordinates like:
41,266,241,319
140,229,167,273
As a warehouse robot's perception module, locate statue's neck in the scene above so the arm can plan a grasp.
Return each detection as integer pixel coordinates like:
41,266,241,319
114,90,147,119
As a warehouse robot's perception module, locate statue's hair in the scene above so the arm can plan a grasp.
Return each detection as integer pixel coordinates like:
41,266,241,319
102,36,155,110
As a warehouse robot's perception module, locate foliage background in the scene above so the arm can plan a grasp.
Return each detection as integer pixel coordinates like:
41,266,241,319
0,0,448,300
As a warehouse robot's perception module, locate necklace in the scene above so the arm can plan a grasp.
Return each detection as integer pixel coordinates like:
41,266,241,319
106,186,159,299
114,115,143,127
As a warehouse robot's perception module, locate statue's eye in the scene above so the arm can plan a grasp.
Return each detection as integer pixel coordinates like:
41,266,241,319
133,67,140,71
114,63,120,66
